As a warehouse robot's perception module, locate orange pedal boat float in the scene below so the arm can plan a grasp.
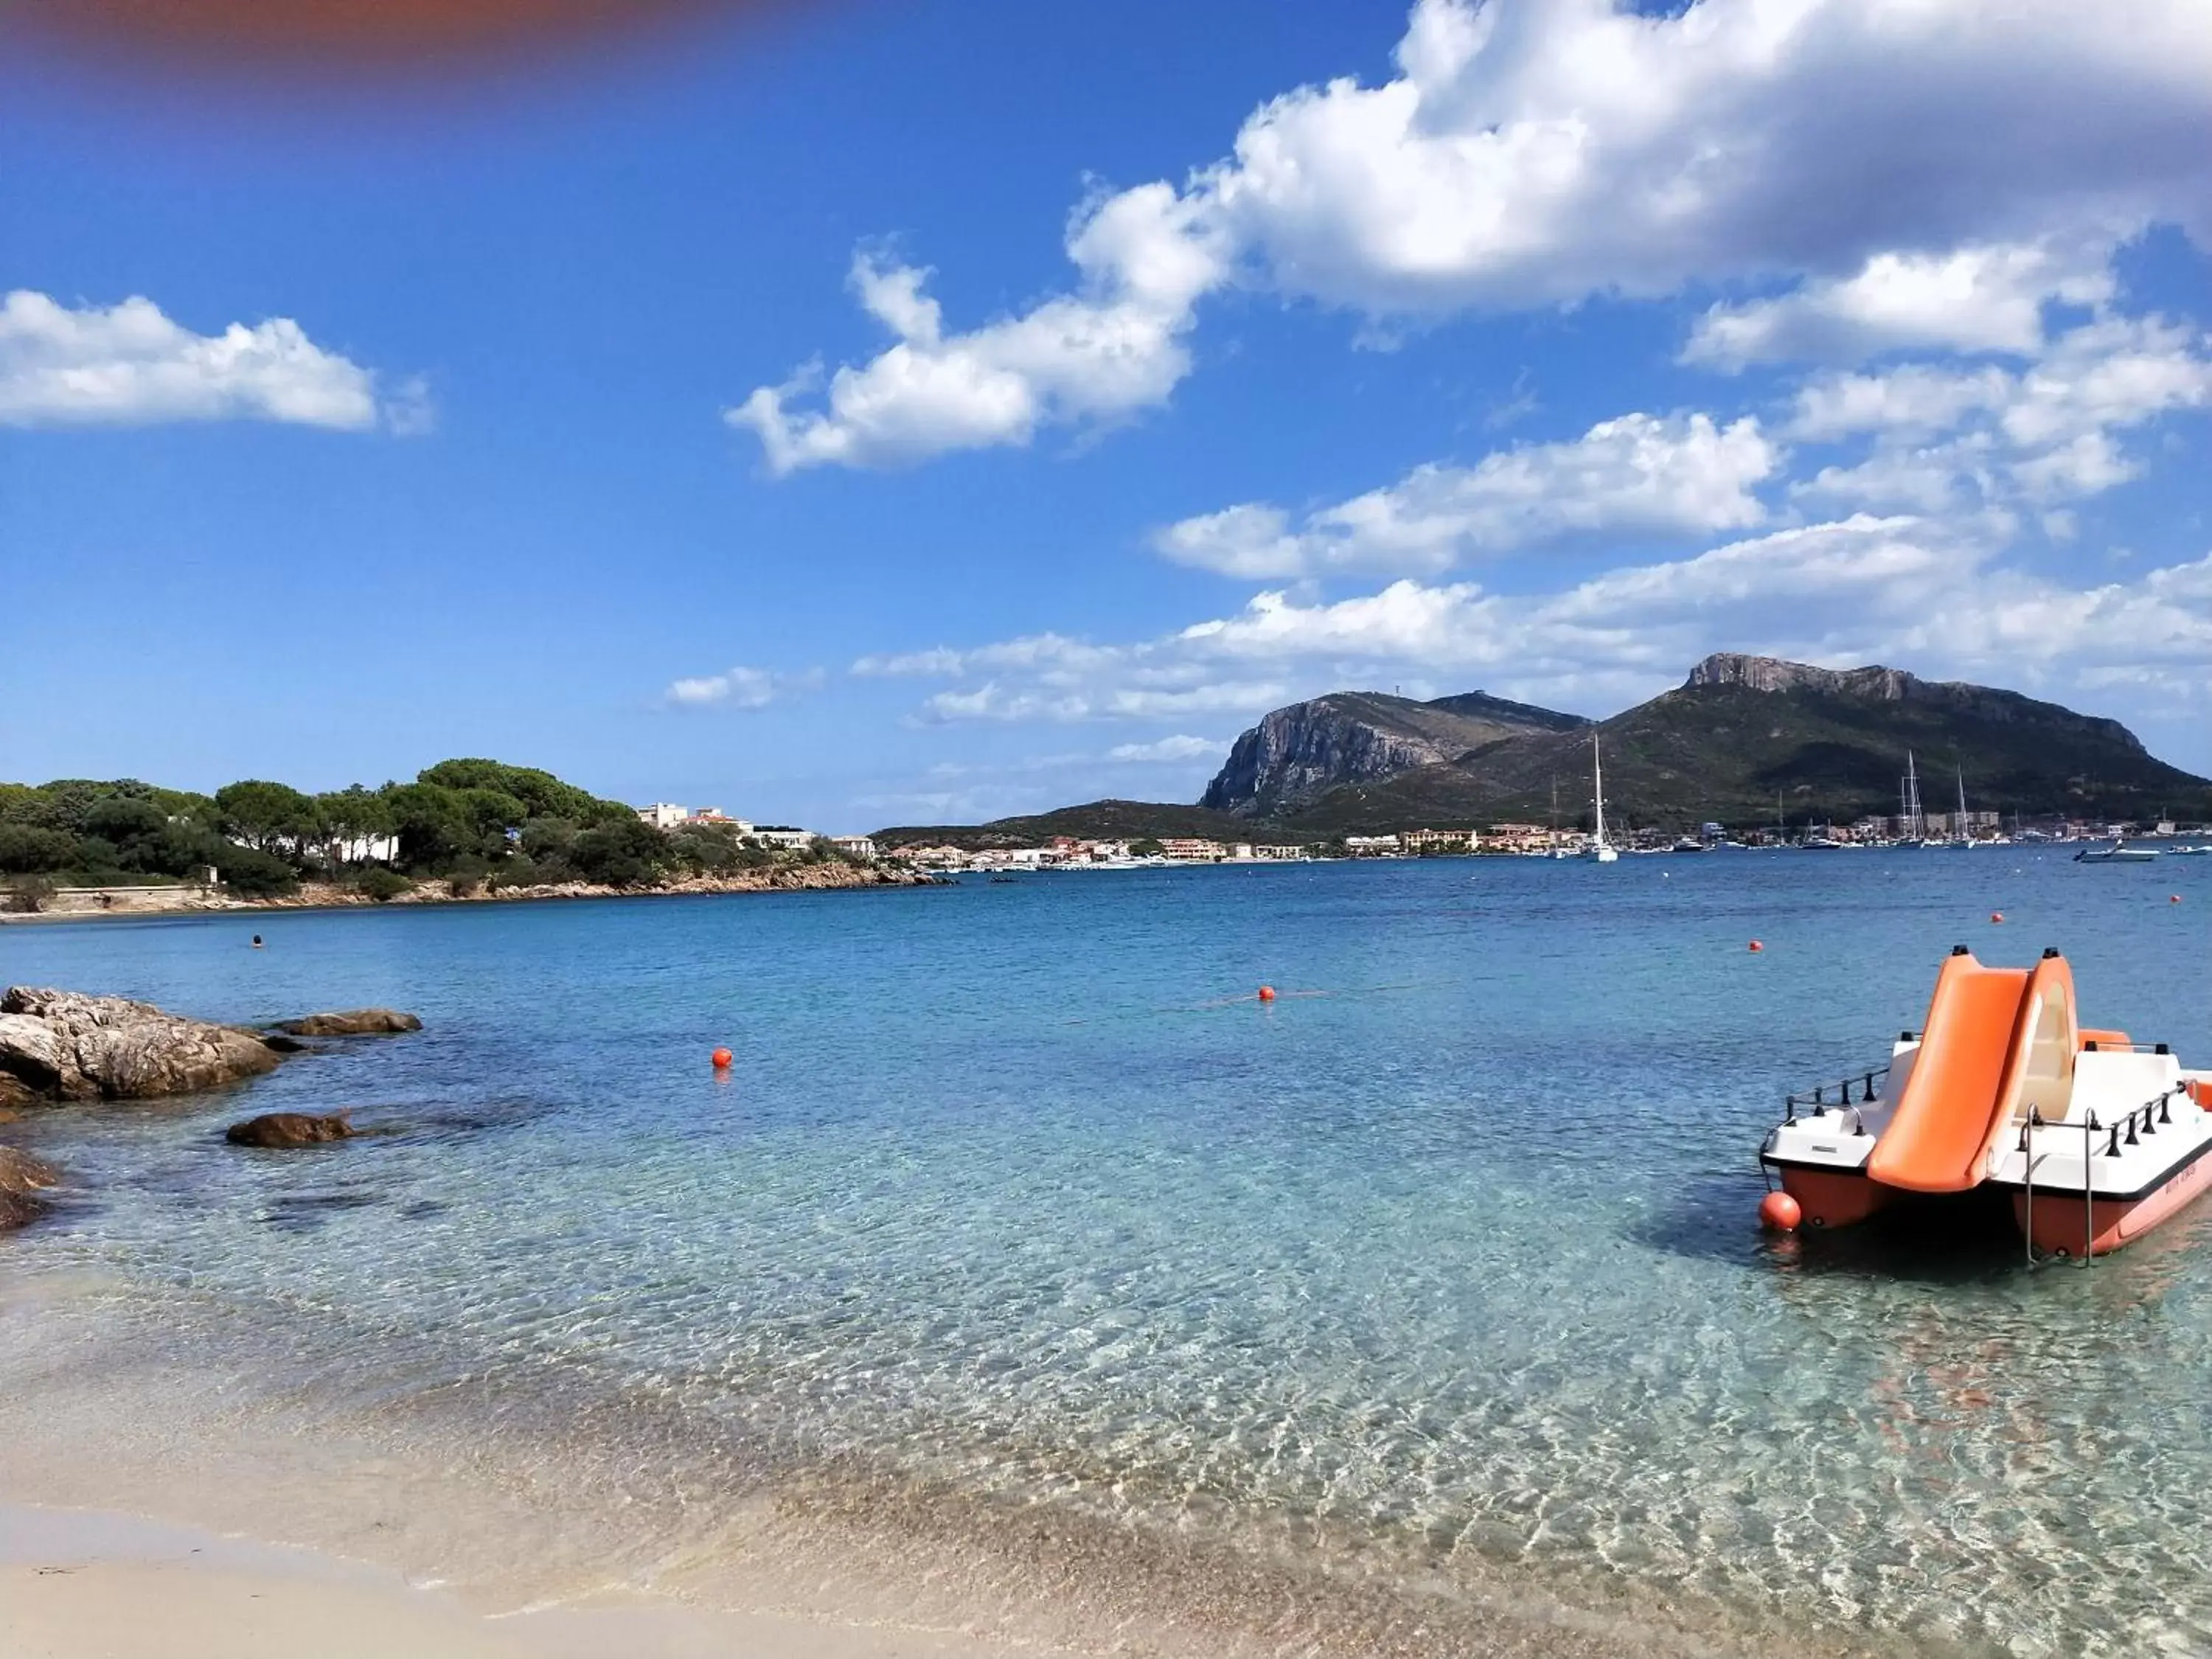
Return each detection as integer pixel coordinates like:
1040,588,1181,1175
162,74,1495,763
1760,947,2212,1259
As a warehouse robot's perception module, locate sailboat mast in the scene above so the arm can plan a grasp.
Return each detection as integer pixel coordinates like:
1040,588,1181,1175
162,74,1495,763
1593,737,1607,846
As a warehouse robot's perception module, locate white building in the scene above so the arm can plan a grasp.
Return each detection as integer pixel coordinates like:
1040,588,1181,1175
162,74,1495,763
636,803,689,830
751,826,815,851
831,835,877,859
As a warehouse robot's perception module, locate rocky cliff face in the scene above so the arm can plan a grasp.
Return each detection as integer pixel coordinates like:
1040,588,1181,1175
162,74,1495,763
1683,654,2147,752
1201,690,1586,817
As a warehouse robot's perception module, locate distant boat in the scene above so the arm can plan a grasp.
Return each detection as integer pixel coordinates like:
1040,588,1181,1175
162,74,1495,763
1587,737,1619,863
2074,844,2160,863
1899,751,1927,846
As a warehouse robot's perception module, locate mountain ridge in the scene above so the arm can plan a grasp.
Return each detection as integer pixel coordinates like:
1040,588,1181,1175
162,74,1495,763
1199,689,1587,818
871,655,2211,842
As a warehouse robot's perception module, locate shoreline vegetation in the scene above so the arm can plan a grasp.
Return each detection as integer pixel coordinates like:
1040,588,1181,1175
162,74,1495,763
1,757,924,921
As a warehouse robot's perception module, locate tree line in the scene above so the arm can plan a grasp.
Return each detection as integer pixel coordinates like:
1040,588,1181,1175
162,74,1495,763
0,758,846,905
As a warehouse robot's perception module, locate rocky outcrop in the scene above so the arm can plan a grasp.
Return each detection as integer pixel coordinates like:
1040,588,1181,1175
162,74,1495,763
226,1112,355,1148
274,1009,422,1037
1682,653,2152,755
1202,690,1587,817
0,1145,59,1231
0,986,282,1101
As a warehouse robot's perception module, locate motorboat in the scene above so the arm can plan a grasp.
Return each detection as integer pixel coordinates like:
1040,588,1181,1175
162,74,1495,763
2074,844,2160,863
1759,947,2212,1258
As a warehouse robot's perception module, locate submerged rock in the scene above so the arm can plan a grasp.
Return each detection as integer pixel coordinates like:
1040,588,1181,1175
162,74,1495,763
0,1144,59,1231
273,1009,422,1037
226,1112,356,1148
0,987,281,1101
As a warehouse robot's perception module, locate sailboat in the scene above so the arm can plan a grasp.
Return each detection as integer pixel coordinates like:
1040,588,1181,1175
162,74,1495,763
1898,751,1927,847
1947,768,1973,847
1587,737,1619,862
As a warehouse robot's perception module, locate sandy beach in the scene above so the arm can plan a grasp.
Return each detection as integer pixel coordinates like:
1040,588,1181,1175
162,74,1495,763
0,1506,1026,1659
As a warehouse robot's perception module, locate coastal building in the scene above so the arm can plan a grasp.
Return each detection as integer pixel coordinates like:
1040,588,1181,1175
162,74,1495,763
1343,835,1401,856
636,803,689,830
750,826,815,851
1157,838,1225,861
831,835,877,859
1251,844,1308,860
1401,827,1476,854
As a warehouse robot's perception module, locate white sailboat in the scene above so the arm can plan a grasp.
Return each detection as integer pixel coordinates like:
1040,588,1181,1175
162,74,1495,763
1588,737,1619,862
1899,751,1927,846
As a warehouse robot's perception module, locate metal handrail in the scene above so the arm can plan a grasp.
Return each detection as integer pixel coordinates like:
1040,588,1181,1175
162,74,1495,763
1782,1065,1891,1121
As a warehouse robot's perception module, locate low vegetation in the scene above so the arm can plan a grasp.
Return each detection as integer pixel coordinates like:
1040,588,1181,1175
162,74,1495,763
0,759,856,908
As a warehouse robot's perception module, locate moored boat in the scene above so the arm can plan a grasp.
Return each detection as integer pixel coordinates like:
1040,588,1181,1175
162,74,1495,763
1759,947,2212,1258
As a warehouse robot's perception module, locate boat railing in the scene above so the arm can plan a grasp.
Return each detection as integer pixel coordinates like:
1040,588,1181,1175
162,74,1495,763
2081,1039,2176,1055
2019,1082,2194,1270
1781,1065,1891,1125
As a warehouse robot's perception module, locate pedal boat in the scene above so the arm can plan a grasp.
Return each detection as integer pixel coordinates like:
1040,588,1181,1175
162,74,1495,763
1759,947,2212,1257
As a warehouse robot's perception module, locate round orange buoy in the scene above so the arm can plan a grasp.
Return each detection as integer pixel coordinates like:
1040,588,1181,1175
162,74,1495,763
711,1047,733,1069
1759,1191,1802,1232
1747,940,1763,953
1991,911,2004,924
1257,985,1277,1002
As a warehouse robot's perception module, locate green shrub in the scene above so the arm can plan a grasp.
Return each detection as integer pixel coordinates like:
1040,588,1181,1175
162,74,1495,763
355,867,413,903
0,824,76,874
218,846,300,899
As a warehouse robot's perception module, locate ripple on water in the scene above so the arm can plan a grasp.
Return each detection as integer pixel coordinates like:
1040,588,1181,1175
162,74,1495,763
1,855,2208,1657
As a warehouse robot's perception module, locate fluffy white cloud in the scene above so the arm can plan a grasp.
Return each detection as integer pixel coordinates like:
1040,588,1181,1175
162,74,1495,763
736,0,2212,470
663,665,824,709
1683,242,2115,369
1792,314,2212,511
727,185,1226,473
0,291,409,431
1154,412,1778,578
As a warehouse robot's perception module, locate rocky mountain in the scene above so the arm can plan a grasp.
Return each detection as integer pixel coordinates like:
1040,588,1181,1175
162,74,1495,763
872,655,2211,844
1276,654,2211,832
1199,690,1588,818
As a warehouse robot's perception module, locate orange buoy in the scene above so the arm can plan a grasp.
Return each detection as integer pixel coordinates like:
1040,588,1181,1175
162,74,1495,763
1759,1191,1802,1232
1990,911,2004,924
1257,985,1277,1002
711,1047,733,1069
1747,940,1764,953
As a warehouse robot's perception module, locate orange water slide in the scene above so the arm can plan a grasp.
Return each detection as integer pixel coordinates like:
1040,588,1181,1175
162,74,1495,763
1865,951,2075,1194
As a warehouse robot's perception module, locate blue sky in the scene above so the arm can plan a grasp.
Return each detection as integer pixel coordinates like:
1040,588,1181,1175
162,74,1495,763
5,0,2209,831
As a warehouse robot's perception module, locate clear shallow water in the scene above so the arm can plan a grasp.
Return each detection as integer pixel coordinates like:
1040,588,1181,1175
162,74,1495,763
3,854,2209,1656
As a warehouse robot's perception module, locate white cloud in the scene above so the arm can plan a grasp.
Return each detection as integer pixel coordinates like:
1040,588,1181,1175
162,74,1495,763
734,0,2212,471
1791,314,2212,512
727,185,1226,473
1106,734,1224,763
1154,412,1778,578
1683,242,2115,369
861,512,2212,731
1200,0,2211,316
663,665,824,709
0,291,415,431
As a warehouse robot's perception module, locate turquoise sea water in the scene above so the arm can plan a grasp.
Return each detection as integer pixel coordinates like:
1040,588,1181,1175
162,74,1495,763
3,853,2209,1656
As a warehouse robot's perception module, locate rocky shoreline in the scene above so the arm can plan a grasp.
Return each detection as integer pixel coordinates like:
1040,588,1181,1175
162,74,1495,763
0,986,424,1231
2,860,937,925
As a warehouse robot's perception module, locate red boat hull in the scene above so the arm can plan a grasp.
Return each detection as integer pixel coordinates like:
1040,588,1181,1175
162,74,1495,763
1777,1167,1891,1228
2014,1152,2212,1258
